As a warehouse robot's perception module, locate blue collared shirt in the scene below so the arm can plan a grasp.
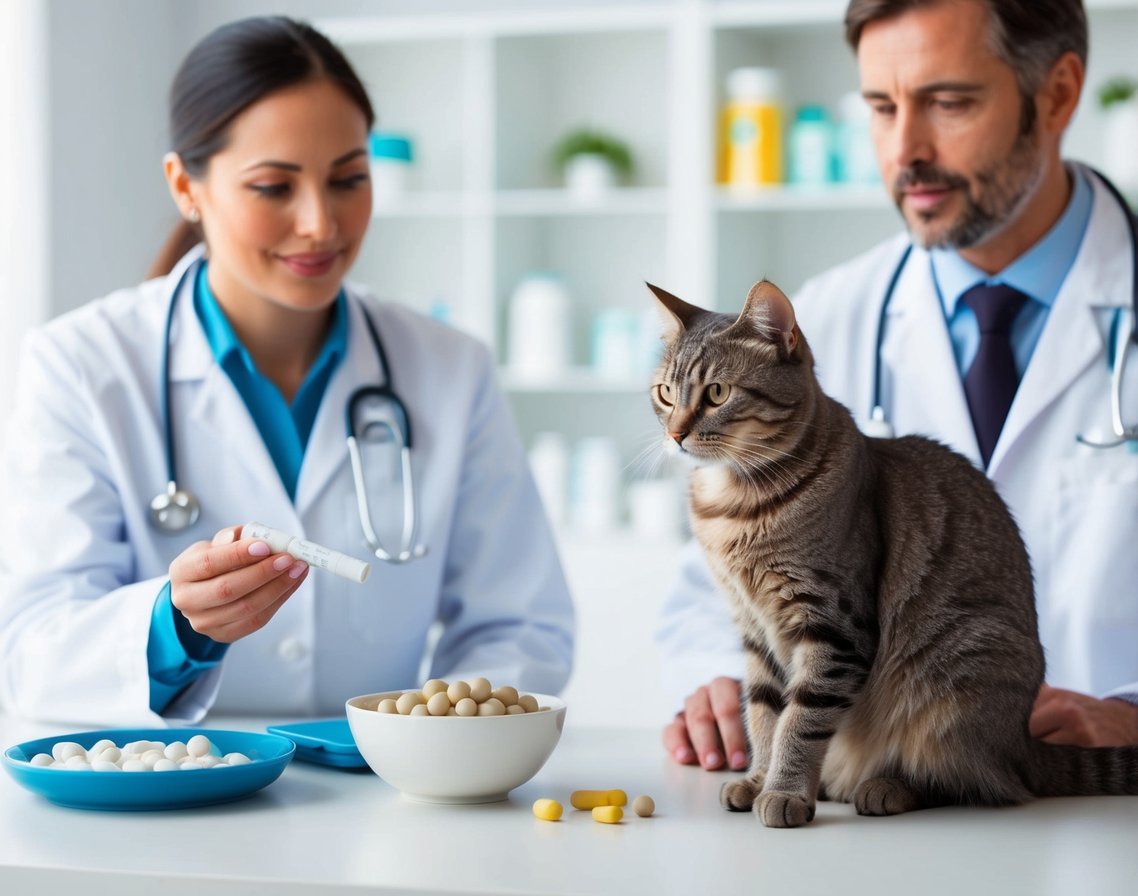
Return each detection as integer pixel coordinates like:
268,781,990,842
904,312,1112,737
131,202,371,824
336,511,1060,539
146,264,348,713
931,167,1093,378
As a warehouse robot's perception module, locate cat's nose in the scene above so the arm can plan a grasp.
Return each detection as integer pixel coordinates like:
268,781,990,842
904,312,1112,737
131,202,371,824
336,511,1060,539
669,431,687,446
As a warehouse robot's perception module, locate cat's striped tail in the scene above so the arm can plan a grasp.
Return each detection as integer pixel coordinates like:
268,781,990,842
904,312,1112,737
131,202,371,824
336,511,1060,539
1025,739,1138,797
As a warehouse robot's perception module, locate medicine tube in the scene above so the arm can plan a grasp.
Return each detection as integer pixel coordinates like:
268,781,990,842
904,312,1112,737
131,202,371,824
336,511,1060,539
244,522,371,584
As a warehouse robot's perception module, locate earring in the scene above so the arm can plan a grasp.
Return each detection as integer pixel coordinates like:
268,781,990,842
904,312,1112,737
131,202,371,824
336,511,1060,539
187,208,200,224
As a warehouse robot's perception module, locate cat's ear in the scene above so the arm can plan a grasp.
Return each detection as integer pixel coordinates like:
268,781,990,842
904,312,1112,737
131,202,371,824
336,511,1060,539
646,282,704,342
735,280,799,355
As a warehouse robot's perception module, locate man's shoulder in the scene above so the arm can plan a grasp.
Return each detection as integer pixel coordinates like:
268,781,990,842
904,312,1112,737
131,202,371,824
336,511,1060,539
795,232,910,304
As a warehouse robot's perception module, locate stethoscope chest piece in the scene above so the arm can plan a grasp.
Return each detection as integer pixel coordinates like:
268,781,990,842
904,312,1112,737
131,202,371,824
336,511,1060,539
149,481,201,533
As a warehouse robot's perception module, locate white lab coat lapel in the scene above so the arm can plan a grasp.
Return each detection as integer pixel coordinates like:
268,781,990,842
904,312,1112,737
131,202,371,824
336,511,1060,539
990,168,1132,476
166,262,296,528
294,290,385,518
881,248,981,460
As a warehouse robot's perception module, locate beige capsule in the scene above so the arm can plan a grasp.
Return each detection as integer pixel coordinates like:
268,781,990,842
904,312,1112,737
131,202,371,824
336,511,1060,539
491,685,519,707
426,692,451,716
477,697,506,716
395,691,425,715
468,677,493,702
422,679,449,699
632,795,655,817
454,697,478,717
447,680,472,704
518,694,539,713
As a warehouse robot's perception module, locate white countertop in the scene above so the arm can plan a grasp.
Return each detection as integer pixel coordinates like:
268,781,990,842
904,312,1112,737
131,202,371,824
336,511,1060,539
2,714,1137,896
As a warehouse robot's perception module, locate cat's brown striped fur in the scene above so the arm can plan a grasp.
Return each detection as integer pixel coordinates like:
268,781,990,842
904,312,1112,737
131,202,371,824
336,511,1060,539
649,279,1138,828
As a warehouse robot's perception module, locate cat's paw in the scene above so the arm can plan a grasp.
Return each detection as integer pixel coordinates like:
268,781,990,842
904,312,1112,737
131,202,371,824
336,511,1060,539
720,777,763,812
852,777,920,816
756,791,815,828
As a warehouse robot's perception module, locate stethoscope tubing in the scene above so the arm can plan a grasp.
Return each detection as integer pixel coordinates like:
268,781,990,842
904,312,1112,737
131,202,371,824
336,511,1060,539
869,167,1138,439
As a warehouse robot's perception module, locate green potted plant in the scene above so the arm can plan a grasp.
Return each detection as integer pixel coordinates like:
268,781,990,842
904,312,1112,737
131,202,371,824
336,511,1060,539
1099,76,1138,194
551,128,634,196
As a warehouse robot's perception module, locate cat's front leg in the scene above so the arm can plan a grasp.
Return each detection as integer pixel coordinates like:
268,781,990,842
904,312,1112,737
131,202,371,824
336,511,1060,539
721,640,784,812
754,634,865,828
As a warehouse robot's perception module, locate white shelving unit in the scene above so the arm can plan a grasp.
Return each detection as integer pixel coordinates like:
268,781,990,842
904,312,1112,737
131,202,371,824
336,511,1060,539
317,0,1138,726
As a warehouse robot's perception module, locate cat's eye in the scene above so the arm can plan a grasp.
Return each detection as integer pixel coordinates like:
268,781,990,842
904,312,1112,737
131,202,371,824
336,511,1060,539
654,383,674,407
705,383,730,406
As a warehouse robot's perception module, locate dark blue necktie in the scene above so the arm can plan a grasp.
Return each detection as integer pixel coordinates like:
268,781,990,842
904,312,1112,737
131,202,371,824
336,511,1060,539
959,283,1029,467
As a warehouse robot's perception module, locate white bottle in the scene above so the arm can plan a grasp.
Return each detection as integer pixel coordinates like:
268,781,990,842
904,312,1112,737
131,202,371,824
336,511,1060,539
528,432,569,529
507,273,572,378
570,438,622,535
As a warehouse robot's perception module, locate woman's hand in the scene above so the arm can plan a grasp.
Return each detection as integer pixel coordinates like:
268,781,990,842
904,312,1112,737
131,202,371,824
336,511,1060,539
661,676,750,771
169,524,309,643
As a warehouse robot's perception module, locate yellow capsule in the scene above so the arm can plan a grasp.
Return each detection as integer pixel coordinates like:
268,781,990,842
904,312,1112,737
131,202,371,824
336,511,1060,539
592,805,623,824
570,789,627,810
532,798,563,821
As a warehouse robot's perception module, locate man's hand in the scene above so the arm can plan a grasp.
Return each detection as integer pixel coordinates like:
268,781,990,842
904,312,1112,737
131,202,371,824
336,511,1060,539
661,676,749,771
1030,684,1138,747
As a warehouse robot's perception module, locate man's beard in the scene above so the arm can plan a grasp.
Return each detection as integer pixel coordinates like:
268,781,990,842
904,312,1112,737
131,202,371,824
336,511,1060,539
892,125,1044,251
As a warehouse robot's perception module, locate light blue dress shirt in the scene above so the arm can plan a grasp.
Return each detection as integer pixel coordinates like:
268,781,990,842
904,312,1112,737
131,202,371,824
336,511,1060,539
931,167,1093,378
146,264,348,712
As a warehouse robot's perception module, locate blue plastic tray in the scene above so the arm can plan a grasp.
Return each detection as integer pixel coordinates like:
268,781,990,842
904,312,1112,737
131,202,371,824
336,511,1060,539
3,727,295,811
266,718,366,768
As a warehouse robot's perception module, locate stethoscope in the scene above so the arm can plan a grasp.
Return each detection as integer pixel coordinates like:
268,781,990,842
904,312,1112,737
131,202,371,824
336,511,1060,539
148,257,428,563
864,168,1138,450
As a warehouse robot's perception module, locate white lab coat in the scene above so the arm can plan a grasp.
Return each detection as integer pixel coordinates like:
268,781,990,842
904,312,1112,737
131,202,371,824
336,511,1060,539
0,249,574,726
658,164,1138,709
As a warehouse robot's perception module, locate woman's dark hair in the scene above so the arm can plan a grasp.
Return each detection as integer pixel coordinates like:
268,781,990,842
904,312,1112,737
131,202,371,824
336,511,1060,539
844,0,1087,133
148,16,375,277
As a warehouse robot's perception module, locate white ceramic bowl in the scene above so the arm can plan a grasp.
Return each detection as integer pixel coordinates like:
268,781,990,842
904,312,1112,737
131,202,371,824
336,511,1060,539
345,690,566,804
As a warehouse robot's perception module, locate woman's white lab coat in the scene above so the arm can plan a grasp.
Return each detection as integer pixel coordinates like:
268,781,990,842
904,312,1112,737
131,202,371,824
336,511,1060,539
658,165,1138,709
0,249,574,726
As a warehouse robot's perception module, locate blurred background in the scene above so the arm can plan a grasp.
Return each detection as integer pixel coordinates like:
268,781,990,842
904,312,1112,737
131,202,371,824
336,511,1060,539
3,0,1138,726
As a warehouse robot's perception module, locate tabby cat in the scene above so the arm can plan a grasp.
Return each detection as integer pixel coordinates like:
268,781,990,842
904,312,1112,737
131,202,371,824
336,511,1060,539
648,279,1138,828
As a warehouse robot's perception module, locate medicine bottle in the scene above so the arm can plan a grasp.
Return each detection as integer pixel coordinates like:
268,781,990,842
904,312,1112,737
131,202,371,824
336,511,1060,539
835,92,880,185
718,67,784,187
369,132,414,206
789,104,835,186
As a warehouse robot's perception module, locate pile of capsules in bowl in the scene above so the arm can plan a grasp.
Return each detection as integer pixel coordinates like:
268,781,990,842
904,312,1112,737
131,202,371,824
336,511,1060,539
375,678,549,717
23,735,252,772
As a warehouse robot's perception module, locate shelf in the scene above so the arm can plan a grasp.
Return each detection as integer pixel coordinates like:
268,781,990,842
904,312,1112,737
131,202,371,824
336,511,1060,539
716,184,890,211
499,366,650,394
494,188,669,217
371,191,472,219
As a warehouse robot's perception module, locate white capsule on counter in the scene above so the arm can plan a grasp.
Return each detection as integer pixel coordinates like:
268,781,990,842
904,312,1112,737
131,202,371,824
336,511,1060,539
186,734,213,758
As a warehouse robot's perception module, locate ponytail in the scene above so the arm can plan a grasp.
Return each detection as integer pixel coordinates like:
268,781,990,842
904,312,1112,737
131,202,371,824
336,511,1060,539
146,218,201,280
